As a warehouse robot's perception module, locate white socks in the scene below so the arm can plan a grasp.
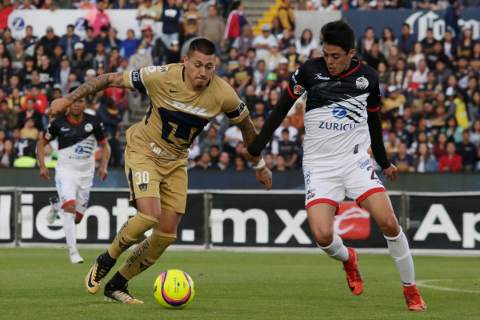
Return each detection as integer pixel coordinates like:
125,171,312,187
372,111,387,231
319,234,349,262
385,229,415,285
63,212,78,254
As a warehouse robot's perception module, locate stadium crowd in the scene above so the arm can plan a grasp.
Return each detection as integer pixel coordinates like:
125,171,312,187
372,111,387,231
0,0,479,173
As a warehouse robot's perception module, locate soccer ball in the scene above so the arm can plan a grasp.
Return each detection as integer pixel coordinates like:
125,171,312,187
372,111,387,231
153,269,195,308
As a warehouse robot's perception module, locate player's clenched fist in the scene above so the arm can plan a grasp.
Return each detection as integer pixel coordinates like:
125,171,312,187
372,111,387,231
39,166,50,180
256,167,272,190
47,97,71,118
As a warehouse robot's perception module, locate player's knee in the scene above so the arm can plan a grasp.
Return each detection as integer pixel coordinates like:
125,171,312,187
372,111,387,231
154,223,178,236
378,214,400,236
312,229,334,247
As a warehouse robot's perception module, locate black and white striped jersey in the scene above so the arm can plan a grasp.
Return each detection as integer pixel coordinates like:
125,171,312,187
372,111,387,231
44,113,106,173
287,57,381,166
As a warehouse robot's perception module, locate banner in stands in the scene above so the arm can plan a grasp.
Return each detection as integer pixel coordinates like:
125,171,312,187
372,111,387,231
0,191,15,243
19,190,205,245
408,194,480,249
209,192,403,248
8,9,141,40
343,9,480,41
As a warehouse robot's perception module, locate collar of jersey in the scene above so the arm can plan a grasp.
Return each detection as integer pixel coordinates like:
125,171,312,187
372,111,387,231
327,57,361,79
66,113,85,125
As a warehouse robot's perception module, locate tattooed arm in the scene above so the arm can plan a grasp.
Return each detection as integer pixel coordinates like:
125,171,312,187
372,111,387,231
237,116,273,190
48,72,127,117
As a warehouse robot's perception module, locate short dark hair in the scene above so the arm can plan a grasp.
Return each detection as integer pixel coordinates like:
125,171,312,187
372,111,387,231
321,20,355,53
187,37,216,56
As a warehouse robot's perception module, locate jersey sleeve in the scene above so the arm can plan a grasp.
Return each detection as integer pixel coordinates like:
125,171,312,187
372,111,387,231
221,84,250,124
122,65,168,95
43,121,59,142
366,75,381,112
287,63,307,100
93,118,107,144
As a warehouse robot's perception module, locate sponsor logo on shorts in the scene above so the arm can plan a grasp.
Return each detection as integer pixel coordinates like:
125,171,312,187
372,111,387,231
335,202,370,240
138,183,148,192
318,121,358,131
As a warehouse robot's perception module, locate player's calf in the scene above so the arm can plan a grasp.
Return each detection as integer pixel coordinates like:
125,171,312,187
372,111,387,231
85,251,116,294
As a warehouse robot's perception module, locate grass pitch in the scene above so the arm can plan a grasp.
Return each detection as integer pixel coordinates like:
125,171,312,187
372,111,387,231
0,248,479,320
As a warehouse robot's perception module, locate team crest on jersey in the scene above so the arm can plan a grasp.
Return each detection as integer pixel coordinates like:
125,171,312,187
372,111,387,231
84,123,93,133
293,85,305,96
355,76,369,90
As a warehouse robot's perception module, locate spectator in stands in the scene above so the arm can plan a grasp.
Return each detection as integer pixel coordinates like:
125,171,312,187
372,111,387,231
86,0,111,36
182,2,203,41
39,26,60,56
209,145,220,167
56,56,72,94
23,85,47,114
457,27,475,60
97,97,124,166
421,28,437,55
295,28,317,62
398,23,415,55
470,119,480,146
11,40,26,71
0,138,14,168
59,24,81,59
234,155,246,171
456,130,477,171
199,5,226,53
17,97,44,131
278,128,299,169
274,154,287,171
414,142,438,173
217,152,231,170
253,24,278,62
232,24,254,55
223,122,243,155
136,0,161,31
18,0,36,9
438,141,463,172
277,0,295,31
358,27,378,57
224,0,247,47
120,29,140,59
0,56,13,89
391,142,415,172
193,152,211,170
364,42,387,71
379,27,397,59
231,54,253,91
160,0,182,47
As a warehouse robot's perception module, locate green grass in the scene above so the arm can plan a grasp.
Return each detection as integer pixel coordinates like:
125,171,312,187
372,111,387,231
0,248,479,320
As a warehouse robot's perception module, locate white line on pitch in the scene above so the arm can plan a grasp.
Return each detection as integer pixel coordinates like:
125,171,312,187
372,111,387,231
417,279,480,294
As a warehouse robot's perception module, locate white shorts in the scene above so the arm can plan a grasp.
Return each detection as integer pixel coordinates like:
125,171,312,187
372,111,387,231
303,154,385,211
55,167,94,213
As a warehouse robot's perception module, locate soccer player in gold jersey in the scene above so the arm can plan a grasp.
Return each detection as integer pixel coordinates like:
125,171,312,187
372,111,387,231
48,38,272,304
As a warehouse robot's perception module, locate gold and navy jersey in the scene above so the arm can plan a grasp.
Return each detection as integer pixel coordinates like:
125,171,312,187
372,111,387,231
123,64,249,159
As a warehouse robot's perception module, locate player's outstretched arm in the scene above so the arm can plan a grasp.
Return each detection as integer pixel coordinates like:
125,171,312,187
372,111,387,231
97,142,111,181
36,138,50,180
48,72,127,117
237,116,273,190
367,110,397,181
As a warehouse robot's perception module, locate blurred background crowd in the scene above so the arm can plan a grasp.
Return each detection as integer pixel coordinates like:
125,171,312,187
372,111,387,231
0,0,479,173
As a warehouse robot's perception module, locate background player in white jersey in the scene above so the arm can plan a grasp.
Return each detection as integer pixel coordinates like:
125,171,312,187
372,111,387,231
244,21,426,311
37,94,111,263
